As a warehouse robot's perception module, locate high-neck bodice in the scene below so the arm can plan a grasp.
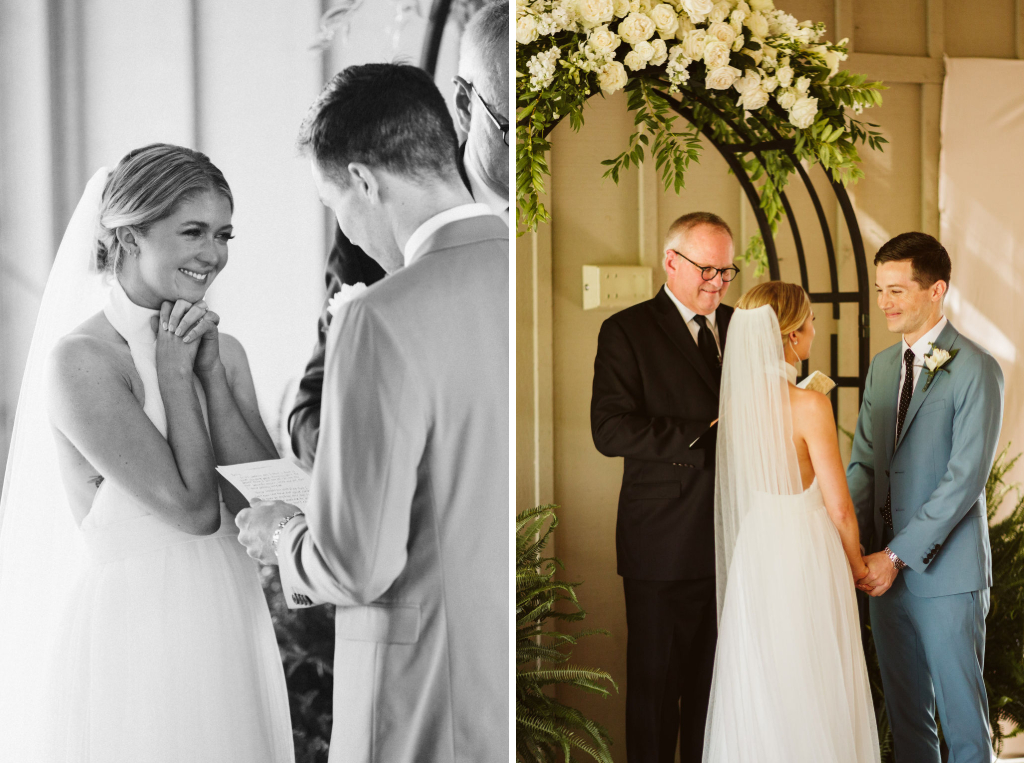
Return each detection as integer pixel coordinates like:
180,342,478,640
786,362,799,386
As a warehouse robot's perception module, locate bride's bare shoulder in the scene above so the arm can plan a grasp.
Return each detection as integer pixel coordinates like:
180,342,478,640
790,384,834,433
47,312,133,392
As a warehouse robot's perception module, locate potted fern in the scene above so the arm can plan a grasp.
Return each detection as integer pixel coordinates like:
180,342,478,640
517,505,617,762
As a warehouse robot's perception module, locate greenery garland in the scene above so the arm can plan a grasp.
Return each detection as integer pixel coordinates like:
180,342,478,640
516,0,887,273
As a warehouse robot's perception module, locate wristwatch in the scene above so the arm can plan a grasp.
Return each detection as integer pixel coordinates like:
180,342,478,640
271,512,302,556
884,546,907,571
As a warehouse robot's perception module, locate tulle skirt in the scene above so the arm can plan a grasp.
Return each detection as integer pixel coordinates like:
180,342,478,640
703,483,880,763
39,508,294,762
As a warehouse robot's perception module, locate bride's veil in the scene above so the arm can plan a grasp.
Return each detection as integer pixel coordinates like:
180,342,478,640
0,168,112,752
713,304,803,617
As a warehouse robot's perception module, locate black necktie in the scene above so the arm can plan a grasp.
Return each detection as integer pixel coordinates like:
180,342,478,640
882,348,916,533
692,314,721,378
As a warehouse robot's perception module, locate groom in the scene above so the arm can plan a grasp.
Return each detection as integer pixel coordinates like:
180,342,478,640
847,232,1003,762
591,213,736,763
236,63,508,762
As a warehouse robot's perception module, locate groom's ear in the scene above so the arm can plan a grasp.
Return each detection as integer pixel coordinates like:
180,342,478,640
931,278,948,302
346,163,379,203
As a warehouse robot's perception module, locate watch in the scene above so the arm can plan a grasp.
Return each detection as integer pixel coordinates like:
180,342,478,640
271,512,302,556
884,546,907,571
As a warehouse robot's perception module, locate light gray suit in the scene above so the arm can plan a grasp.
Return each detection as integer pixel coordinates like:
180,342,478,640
277,215,509,763
847,319,1003,762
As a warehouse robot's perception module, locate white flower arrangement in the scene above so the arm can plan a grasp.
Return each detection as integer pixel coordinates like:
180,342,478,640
516,0,888,265
327,281,368,319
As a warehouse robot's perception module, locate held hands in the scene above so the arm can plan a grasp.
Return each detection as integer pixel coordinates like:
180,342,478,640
855,551,899,596
236,499,300,565
152,299,222,376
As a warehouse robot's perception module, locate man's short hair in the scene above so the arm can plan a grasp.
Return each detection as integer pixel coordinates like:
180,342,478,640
664,212,732,251
874,231,952,287
297,63,460,184
459,1,508,106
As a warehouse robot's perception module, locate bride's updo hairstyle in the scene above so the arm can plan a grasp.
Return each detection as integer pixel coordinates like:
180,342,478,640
95,143,233,274
735,281,811,344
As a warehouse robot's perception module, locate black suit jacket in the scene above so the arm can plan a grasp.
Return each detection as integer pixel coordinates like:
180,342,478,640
288,227,386,467
591,286,733,580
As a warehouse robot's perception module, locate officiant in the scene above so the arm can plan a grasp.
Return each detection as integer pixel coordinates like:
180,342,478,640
590,212,737,763
287,0,508,467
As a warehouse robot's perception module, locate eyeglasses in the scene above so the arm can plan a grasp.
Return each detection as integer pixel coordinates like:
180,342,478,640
669,249,739,282
469,82,509,146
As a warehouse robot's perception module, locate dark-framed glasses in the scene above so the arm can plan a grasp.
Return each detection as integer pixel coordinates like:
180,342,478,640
469,82,509,146
669,249,739,282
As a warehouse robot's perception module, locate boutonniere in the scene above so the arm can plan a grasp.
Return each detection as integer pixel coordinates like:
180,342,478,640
326,282,368,320
921,343,959,391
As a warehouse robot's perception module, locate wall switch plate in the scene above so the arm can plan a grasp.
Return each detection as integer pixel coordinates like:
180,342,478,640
582,265,653,310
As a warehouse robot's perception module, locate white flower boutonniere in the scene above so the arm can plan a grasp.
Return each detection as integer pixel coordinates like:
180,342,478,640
921,344,958,391
327,282,368,320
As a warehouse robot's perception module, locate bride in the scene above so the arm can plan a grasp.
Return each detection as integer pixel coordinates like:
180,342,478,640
703,282,880,762
0,145,293,761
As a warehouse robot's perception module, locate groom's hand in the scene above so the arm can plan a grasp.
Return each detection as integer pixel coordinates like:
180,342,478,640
856,551,898,596
236,499,300,565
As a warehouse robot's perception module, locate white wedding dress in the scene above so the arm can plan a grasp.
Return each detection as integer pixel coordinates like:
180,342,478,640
702,306,879,763
35,280,295,762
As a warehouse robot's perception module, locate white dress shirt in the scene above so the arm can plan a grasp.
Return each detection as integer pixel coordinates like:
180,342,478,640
466,158,509,225
662,284,721,354
403,203,496,266
896,315,948,431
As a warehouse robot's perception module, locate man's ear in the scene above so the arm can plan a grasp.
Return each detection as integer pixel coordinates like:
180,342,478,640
932,278,948,302
346,163,380,203
452,75,472,135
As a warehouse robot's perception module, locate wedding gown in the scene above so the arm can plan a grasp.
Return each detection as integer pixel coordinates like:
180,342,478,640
703,306,879,763
39,281,294,762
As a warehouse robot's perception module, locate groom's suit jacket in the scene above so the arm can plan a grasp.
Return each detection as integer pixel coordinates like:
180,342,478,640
276,215,509,762
591,287,732,580
847,320,1003,597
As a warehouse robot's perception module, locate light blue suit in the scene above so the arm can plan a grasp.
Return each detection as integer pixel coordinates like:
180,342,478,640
847,319,1003,762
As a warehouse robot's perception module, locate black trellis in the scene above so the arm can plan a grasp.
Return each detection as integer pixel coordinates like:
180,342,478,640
660,90,871,421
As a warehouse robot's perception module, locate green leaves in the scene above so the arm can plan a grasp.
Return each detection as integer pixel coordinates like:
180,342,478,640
517,505,617,763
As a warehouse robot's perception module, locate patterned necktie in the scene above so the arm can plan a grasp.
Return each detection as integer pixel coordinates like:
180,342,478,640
882,348,916,533
692,314,721,378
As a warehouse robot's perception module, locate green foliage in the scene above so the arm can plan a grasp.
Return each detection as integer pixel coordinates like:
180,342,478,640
517,505,617,763
261,567,335,763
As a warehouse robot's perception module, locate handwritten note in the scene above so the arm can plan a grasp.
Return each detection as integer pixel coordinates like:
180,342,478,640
797,370,837,395
216,459,311,509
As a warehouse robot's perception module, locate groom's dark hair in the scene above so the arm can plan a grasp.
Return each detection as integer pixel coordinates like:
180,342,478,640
874,232,951,288
297,63,460,185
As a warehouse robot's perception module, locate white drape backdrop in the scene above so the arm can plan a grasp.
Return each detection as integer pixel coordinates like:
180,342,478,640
940,57,1024,489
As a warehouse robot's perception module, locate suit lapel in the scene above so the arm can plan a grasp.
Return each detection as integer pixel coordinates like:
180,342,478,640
651,288,719,395
893,320,960,455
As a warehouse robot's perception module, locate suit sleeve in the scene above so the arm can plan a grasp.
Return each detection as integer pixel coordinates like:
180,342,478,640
887,352,1004,573
288,227,386,468
591,317,712,465
847,357,877,548
278,299,425,608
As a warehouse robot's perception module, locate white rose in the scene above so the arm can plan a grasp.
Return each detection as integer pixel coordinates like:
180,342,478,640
517,15,539,44
730,8,747,25
632,40,656,60
749,0,773,10
598,60,629,91
577,0,615,27
618,11,656,43
737,86,769,111
776,65,794,87
327,282,369,318
795,75,810,93
745,10,769,39
624,49,648,70
706,20,736,45
588,25,622,55
776,87,797,109
613,0,631,16
680,0,713,23
705,64,741,89
924,348,951,371
650,37,669,65
703,39,732,68
761,43,778,68
678,29,707,59
676,15,695,36
762,75,778,92
732,69,759,93
709,1,731,23
788,95,818,129
731,34,745,52
649,3,680,37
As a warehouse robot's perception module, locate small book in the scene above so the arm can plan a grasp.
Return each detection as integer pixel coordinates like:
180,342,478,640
216,459,312,509
797,370,837,395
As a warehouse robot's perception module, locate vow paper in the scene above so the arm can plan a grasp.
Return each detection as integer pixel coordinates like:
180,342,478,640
216,459,311,509
797,370,837,395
